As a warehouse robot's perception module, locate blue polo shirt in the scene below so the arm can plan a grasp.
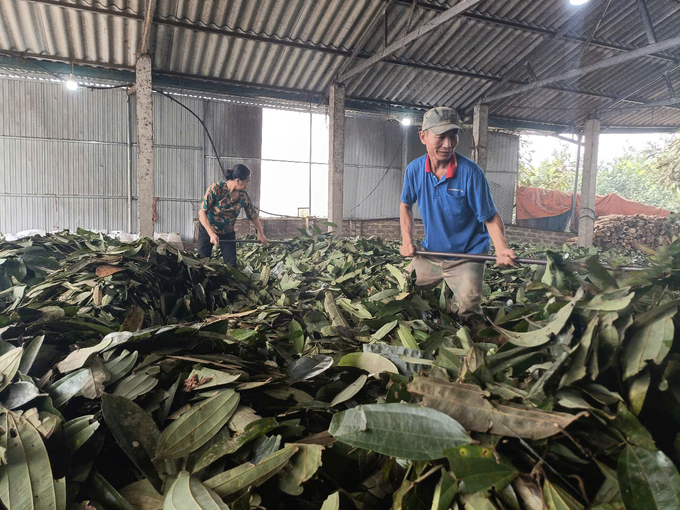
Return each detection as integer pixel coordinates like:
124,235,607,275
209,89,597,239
401,153,497,254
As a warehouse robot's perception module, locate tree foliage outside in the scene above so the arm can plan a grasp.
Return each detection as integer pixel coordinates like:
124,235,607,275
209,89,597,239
519,135,680,211
519,139,577,192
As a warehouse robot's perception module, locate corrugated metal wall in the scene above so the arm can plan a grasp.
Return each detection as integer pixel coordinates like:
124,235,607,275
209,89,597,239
0,77,262,240
1,76,518,238
343,121,519,223
0,78,132,234
343,117,406,219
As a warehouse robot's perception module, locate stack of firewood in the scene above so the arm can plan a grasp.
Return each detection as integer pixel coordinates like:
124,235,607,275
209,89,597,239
568,214,676,251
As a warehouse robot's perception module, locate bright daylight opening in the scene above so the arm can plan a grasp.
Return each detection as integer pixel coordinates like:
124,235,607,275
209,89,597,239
260,108,329,218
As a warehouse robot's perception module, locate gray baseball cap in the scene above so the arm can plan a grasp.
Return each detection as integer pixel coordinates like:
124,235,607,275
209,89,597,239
421,107,461,135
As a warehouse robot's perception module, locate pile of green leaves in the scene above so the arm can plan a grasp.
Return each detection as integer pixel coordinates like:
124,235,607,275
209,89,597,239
0,227,679,510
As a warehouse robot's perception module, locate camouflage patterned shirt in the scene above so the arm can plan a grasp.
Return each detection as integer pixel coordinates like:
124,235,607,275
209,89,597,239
201,182,256,234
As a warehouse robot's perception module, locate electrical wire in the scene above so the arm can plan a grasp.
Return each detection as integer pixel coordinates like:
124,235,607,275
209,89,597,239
153,87,298,218
345,141,403,215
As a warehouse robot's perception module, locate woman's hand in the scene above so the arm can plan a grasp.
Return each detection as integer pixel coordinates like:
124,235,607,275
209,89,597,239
209,232,220,246
258,232,269,246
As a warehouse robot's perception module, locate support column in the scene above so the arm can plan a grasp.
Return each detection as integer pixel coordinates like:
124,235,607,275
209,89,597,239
136,53,154,238
578,118,600,247
472,104,489,171
328,82,345,234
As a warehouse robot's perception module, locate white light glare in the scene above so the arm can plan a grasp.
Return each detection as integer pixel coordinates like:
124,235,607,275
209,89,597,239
400,117,412,126
569,0,589,5
65,77,78,91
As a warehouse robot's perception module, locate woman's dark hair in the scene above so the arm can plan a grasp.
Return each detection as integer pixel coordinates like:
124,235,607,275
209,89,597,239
224,164,251,181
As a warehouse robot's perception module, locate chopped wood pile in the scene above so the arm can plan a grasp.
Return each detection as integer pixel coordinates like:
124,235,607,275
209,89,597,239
570,214,676,251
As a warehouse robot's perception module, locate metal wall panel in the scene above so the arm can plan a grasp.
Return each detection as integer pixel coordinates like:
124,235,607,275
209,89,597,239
0,196,130,234
154,200,197,241
344,120,518,223
206,101,263,159
343,117,406,219
0,138,128,196
0,78,128,143
343,166,403,219
154,147,203,199
345,117,404,168
130,94,205,147
486,133,519,224
0,77,264,240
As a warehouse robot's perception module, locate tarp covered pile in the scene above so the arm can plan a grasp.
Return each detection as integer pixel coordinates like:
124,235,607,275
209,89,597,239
0,227,679,510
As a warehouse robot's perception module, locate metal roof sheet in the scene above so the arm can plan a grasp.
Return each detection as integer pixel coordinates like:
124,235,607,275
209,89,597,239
1,0,679,131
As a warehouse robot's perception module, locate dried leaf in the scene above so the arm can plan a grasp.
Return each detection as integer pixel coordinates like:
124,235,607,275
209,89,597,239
156,389,240,460
409,377,584,440
329,403,470,460
0,410,60,510
205,445,298,497
164,472,229,510
337,352,398,374
493,289,583,347
96,265,125,277
102,393,164,492
0,347,22,392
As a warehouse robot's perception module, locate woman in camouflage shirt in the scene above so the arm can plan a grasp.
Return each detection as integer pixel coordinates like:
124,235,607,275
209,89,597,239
198,164,267,265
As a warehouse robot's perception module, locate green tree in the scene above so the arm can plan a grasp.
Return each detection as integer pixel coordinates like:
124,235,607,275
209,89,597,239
597,145,680,211
654,135,680,190
519,141,577,192
520,136,680,212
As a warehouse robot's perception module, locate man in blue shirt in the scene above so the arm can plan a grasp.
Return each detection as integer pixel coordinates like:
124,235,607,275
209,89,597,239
400,107,516,326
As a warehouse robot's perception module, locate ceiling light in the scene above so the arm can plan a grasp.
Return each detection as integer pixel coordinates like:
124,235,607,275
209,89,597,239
65,76,78,91
569,0,589,5
400,118,412,126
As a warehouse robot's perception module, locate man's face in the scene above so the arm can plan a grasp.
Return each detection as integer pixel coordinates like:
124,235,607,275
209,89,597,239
419,129,459,166
235,177,250,191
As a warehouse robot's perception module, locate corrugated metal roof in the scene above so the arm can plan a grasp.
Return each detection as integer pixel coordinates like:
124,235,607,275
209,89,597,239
1,0,679,131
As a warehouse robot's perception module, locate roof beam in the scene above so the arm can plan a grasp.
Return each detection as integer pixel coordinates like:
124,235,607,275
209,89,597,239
665,72,676,97
461,0,611,111
599,96,680,118
334,1,394,80
391,0,679,64
637,0,657,44
19,0,680,67
338,0,482,83
7,0,677,111
138,0,157,55
481,35,680,104
0,48,654,108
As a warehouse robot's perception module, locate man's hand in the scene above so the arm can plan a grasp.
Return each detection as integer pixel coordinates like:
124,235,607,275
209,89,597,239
258,232,268,246
209,232,220,246
496,247,516,267
400,241,416,257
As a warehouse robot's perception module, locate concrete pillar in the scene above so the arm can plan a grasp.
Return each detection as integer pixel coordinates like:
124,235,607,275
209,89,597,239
472,104,489,171
328,82,345,233
136,54,154,238
578,118,600,247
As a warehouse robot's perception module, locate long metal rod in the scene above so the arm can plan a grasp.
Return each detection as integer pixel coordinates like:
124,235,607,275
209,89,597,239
339,0,482,82
414,250,646,272
481,35,680,104
415,251,546,265
223,240,292,244
224,241,646,271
